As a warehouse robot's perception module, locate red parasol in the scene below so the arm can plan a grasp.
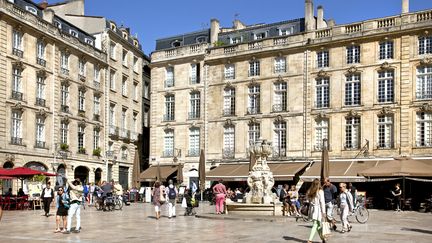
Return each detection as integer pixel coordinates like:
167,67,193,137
0,167,56,177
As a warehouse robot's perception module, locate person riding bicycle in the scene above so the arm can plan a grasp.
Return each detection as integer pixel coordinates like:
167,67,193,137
100,181,114,210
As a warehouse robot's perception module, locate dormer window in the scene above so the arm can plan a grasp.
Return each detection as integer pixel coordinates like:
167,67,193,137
171,40,181,48
85,38,93,45
196,36,207,44
254,32,267,40
69,29,78,38
25,6,37,15
122,32,128,39
133,40,139,47
110,22,116,31
279,27,294,36
54,21,62,29
230,36,242,44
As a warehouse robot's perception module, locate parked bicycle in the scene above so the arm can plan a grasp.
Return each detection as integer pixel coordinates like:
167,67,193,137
332,197,369,224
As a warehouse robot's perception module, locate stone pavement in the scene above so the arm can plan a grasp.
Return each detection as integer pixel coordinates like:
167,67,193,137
0,202,431,243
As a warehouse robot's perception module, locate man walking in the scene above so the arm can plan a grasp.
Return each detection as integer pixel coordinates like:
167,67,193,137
65,179,83,234
41,181,54,217
165,180,178,218
323,178,338,231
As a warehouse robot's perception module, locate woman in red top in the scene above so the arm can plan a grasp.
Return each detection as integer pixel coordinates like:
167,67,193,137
212,179,227,214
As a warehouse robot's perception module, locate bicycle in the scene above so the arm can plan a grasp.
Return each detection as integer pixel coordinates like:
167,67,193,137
114,195,123,210
332,198,369,224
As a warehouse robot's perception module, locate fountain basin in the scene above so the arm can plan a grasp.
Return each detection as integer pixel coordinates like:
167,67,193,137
226,202,283,216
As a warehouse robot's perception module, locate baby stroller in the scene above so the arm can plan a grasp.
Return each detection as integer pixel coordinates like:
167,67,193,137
183,191,197,216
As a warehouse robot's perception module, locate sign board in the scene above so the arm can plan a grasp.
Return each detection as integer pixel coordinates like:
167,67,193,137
145,187,152,203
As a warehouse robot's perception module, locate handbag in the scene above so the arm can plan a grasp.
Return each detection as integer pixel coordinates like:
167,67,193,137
181,197,187,208
322,221,331,236
159,188,166,204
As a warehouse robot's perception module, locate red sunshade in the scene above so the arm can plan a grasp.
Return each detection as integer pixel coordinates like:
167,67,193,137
0,167,56,177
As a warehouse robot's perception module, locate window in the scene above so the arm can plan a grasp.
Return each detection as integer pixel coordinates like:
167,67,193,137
345,117,361,149
165,67,174,87
224,64,235,80
109,104,115,127
190,63,200,84
254,32,266,40
133,56,139,72
110,70,116,90
248,123,260,146
144,108,149,127
85,38,93,45
110,42,116,59
223,125,235,158
346,45,360,64
37,41,45,59
144,82,149,99
78,89,85,111
230,36,241,44
79,59,86,77
279,27,293,36
378,70,394,103
11,110,22,144
416,112,432,147
36,75,45,106
189,128,200,156
25,6,37,15
274,57,286,73
189,92,200,119
60,52,69,72
93,95,100,115
36,116,45,147
94,65,100,82
69,29,78,38
132,112,138,133
121,108,127,137
345,74,361,106
171,40,181,47
273,82,287,112
315,119,329,151
121,148,128,160
248,85,260,114
317,51,329,68
61,84,69,106
60,122,68,144
316,77,330,108
78,126,85,151
379,41,394,60
416,66,432,100
249,60,260,76
273,121,287,157
223,87,235,116
164,95,175,121
12,29,23,51
122,49,128,66
164,129,174,157
419,36,432,55
54,21,62,29
377,115,393,149
12,67,22,100
122,76,127,96
133,82,138,100
93,129,100,150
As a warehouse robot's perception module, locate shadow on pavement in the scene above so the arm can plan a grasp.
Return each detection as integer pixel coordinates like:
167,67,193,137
401,227,432,235
282,236,307,242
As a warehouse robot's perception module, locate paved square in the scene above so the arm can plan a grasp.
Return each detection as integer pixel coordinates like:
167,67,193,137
1,203,431,242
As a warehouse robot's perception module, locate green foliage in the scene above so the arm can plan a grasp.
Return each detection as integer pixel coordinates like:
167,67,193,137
213,40,225,47
79,147,86,154
32,174,46,182
60,143,69,151
93,147,101,156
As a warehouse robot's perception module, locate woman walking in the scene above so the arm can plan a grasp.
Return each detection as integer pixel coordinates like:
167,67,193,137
212,179,227,214
151,181,164,219
54,187,68,233
339,183,354,233
391,183,402,212
306,179,327,243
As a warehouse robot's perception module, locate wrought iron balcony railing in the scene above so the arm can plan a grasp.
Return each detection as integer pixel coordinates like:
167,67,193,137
36,97,46,107
163,150,174,157
188,149,200,157
272,104,287,112
11,91,23,101
222,108,235,116
36,57,46,67
60,67,69,76
188,112,200,120
11,137,22,145
12,48,23,58
61,105,69,113
35,140,46,148
416,91,432,100
222,148,235,159
163,114,175,121
247,107,260,115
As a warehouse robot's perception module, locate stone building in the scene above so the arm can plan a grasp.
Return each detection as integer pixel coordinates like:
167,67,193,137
150,0,432,186
0,0,148,190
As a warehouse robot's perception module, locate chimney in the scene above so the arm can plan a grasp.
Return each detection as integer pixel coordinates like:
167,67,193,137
39,0,48,9
402,0,409,14
317,5,326,29
305,0,315,31
210,19,220,46
327,19,336,28
233,19,246,30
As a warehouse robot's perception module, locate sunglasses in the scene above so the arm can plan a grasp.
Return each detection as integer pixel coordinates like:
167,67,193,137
58,189,63,191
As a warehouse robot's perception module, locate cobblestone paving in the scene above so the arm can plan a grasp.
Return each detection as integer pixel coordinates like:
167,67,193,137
0,202,431,243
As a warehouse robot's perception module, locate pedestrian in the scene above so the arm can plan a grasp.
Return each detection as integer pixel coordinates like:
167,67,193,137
151,181,164,219
289,185,300,217
391,183,402,212
347,182,357,206
89,183,95,205
306,178,327,243
165,179,178,219
41,182,54,217
64,178,83,234
212,179,227,215
338,183,354,233
279,184,290,216
54,186,68,233
323,177,338,231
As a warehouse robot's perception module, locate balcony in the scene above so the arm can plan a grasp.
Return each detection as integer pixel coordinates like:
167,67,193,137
223,108,235,116
164,79,175,88
93,114,100,121
188,112,200,120
163,114,175,122
60,67,69,76
93,81,101,90
188,149,200,157
247,107,260,115
130,131,138,142
79,74,86,82
78,110,86,117
109,125,119,137
314,101,329,109
222,148,235,159
416,141,432,148
119,128,130,139
36,57,46,67
272,148,286,158
272,104,287,112
344,143,360,150
106,150,114,158
416,91,432,100
36,98,46,107
376,143,394,149
163,150,174,157
11,137,22,145
11,91,23,101
61,105,69,113
12,48,23,58
189,76,200,84
35,140,46,149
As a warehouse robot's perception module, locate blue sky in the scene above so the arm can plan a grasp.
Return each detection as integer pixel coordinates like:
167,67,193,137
44,0,432,55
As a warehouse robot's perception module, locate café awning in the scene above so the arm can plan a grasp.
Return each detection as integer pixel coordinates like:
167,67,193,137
301,160,381,182
358,157,432,177
206,162,308,181
139,165,177,182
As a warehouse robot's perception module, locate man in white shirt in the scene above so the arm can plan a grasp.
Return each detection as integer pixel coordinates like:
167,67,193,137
165,180,178,219
41,182,54,217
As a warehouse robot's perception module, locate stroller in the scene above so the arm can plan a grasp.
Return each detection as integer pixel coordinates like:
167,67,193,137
183,191,197,216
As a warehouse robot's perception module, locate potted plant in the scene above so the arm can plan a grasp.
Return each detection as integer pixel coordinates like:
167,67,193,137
60,143,69,151
93,147,101,157
78,147,86,154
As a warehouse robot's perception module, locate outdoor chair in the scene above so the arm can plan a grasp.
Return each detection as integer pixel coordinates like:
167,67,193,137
33,198,43,210
17,196,30,210
403,198,413,211
2,196,12,210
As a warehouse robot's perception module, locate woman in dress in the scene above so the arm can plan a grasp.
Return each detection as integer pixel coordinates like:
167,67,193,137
54,186,69,233
306,179,327,243
151,181,163,219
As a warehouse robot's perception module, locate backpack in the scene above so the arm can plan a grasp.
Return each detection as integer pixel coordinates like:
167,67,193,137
168,187,176,199
83,185,89,194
